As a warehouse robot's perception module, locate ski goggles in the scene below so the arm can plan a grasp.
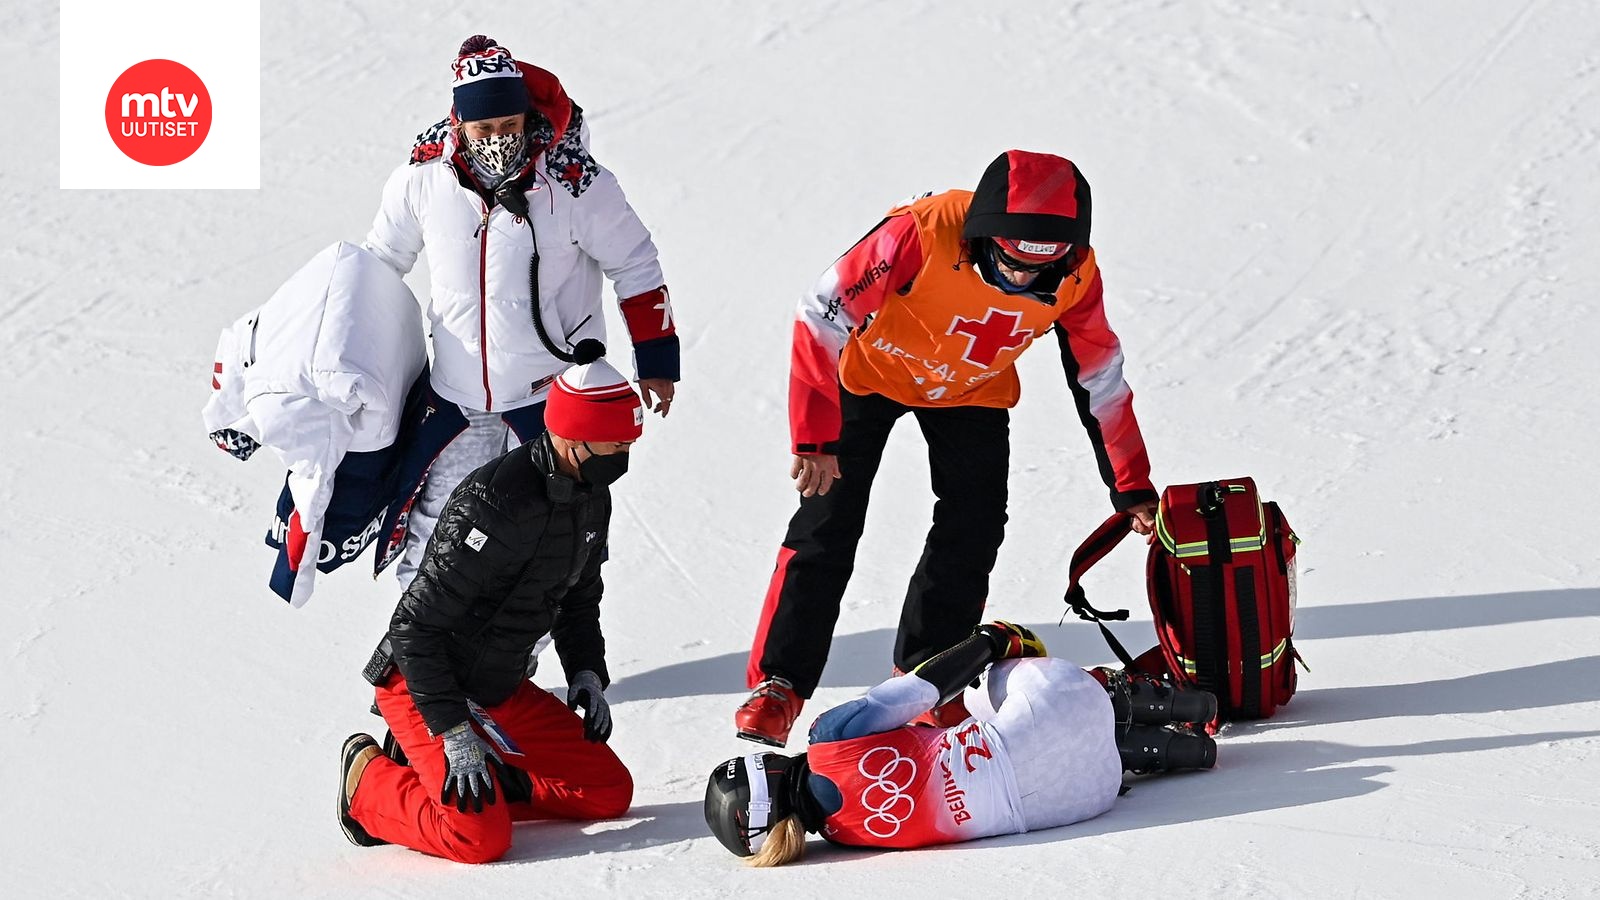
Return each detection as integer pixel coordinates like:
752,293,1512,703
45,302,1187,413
991,240,1073,273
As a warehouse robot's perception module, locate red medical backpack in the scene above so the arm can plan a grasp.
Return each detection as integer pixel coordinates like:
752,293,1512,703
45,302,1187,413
1066,477,1303,723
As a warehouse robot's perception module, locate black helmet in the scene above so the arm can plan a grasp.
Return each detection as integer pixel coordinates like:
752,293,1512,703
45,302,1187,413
703,752,804,857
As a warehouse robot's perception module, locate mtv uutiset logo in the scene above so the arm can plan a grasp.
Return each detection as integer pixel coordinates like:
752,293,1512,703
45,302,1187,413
61,0,259,189
105,59,213,166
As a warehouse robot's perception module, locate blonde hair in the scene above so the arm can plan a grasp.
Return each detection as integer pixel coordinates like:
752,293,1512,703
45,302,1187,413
746,815,807,868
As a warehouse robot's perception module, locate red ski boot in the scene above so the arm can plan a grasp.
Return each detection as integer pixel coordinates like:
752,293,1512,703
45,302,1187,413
735,677,804,747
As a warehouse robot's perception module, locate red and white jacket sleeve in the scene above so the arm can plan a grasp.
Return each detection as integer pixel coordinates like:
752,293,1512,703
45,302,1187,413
790,214,924,454
1053,269,1159,510
573,164,679,382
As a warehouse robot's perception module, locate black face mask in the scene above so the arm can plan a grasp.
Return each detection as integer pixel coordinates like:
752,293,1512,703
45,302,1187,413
576,443,630,486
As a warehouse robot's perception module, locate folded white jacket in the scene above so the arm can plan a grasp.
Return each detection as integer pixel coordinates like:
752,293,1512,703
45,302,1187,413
202,241,427,605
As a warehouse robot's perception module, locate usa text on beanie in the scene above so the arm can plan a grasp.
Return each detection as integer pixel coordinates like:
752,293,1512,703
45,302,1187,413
545,351,645,443
451,36,529,123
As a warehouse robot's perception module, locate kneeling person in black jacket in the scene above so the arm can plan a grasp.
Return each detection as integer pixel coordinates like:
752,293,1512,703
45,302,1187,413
338,351,645,863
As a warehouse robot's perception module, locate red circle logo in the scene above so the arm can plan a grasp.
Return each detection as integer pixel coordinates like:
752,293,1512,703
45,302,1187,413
104,59,212,166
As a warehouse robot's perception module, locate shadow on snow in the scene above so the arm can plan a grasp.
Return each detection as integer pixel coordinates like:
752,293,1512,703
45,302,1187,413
609,587,1600,703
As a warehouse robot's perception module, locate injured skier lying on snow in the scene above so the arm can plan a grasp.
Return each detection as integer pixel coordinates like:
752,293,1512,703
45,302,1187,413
705,621,1217,865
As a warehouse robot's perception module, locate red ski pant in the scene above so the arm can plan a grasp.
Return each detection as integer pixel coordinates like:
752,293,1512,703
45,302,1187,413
349,673,633,864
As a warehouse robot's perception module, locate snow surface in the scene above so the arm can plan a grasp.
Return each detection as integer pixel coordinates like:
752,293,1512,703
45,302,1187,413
6,1,1600,896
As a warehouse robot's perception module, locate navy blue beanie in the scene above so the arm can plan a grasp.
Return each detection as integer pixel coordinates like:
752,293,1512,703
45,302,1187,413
450,36,528,122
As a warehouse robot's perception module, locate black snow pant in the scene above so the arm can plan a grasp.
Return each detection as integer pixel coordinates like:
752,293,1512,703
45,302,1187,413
746,388,1009,697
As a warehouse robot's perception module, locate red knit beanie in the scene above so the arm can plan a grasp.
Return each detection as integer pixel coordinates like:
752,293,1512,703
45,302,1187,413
545,346,644,443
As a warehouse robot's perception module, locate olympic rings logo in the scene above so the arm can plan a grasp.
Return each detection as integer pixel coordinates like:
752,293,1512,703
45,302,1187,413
857,746,918,838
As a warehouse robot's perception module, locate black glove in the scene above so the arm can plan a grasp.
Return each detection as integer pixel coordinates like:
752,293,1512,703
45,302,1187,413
565,670,612,743
439,722,510,813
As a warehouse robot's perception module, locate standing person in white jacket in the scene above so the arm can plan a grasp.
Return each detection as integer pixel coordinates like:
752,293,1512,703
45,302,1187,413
363,35,679,588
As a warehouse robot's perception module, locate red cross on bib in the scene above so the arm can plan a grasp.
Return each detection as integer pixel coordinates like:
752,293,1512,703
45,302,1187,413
947,308,1031,369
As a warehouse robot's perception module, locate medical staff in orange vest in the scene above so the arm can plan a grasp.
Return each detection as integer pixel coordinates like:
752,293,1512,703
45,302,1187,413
737,151,1159,747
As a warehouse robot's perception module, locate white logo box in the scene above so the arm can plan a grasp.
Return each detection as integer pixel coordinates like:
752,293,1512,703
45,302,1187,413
60,0,260,189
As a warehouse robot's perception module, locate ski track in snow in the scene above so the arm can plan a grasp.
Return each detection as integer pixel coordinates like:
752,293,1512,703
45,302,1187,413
5,1,1600,896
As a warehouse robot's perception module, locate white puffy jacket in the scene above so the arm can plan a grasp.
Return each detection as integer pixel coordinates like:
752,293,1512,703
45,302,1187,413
363,135,667,413
203,241,427,605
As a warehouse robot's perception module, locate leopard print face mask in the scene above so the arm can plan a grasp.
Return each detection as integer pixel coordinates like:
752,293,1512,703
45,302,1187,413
463,130,527,184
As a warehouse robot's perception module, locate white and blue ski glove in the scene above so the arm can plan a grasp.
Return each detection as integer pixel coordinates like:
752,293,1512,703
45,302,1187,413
566,670,612,743
439,722,510,813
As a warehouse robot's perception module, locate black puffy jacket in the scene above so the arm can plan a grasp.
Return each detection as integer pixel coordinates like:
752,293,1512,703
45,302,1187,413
385,433,612,736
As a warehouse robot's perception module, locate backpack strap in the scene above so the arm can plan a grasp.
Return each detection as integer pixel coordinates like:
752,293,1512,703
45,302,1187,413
1191,481,1234,703
1062,511,1139,669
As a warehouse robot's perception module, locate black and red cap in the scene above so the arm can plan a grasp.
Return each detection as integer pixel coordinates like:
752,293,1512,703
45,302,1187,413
962,150,1092,254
